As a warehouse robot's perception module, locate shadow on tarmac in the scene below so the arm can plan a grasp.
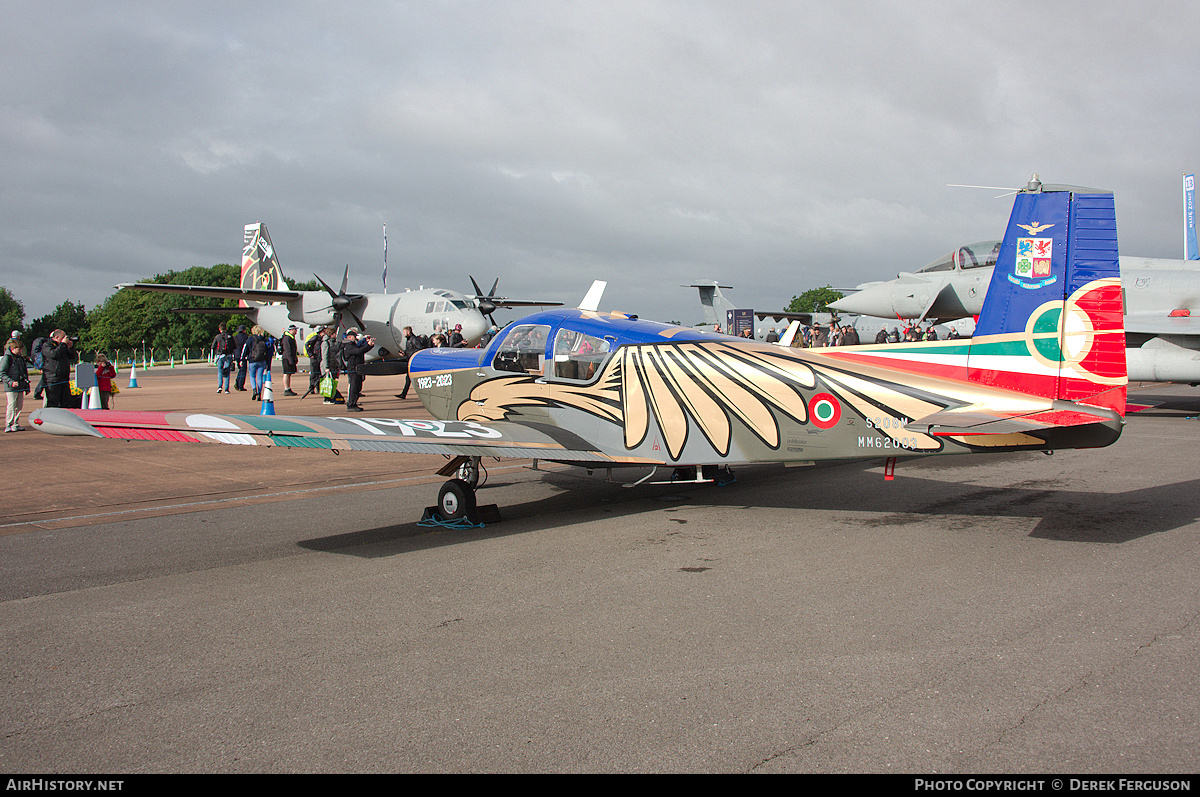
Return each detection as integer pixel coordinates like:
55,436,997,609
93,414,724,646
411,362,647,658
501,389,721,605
298,452,1200,558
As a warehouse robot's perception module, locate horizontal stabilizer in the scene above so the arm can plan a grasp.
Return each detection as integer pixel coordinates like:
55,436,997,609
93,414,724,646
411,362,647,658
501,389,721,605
906,399,1122,437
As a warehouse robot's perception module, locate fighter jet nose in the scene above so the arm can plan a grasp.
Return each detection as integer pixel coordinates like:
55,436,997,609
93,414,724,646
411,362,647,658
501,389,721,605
829,284,892,317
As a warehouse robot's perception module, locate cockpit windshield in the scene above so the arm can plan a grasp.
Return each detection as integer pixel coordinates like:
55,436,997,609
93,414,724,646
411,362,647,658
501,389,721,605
492,323,550,375
916,240,1001,273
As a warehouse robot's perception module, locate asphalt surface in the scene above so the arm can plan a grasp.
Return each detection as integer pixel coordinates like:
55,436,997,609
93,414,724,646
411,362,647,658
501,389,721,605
1,364,1198,773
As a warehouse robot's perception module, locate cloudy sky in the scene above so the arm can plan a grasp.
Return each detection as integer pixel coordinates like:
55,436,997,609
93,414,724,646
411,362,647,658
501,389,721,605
2,1,1197,327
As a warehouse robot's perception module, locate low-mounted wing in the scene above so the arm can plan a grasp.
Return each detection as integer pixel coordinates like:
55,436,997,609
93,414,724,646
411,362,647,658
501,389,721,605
28,408,629,464
1123,311,1200,337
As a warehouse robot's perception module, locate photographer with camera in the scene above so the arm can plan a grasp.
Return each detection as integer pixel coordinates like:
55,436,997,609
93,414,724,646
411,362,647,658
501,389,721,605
40,330,78,409
340,328,374,412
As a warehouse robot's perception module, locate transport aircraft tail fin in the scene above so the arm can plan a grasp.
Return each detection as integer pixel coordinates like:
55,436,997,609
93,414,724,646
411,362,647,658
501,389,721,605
687,280,735,327
239,223,290,306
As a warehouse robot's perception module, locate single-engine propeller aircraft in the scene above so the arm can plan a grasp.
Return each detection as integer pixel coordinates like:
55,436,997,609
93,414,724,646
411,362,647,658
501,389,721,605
830,176,1200,383
33,178,1127,523
117,223,562,361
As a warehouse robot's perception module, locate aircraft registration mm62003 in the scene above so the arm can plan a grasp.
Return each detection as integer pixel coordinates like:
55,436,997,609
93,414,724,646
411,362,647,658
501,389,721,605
32,177,1128,524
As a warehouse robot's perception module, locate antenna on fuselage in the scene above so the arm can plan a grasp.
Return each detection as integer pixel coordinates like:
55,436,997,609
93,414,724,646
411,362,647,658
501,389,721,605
579,281,607,312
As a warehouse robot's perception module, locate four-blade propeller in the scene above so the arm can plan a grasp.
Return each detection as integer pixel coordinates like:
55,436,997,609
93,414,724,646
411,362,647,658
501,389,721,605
314,265,367,330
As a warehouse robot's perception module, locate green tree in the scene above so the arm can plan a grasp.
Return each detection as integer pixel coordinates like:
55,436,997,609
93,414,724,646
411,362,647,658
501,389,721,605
785,285,844,314
29,300,88,343
0,287,25,336
84,266,317,355
287,276,320,292
84,264,247,354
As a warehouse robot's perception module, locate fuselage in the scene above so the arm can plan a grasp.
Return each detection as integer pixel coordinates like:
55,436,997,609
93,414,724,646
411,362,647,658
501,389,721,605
405,306,1120,469
253,287,489,359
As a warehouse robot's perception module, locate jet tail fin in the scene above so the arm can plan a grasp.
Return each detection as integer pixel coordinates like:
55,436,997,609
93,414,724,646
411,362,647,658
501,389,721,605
240,223,289,306
967,175,1126,414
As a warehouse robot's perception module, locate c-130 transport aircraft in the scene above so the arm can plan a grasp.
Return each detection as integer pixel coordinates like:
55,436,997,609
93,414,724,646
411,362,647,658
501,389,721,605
32,177,1127,523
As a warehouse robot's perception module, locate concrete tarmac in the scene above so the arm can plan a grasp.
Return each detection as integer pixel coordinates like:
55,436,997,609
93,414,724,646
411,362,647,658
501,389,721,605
1,364,1198,773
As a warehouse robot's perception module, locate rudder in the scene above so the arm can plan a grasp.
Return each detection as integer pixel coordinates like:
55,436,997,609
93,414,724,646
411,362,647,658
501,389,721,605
240,223,289,306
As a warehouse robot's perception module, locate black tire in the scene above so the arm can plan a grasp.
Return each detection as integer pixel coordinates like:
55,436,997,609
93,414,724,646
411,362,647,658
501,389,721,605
438,479,476,521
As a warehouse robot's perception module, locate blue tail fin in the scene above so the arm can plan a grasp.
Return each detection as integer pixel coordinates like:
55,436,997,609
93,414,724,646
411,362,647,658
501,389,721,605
967,176,1126,411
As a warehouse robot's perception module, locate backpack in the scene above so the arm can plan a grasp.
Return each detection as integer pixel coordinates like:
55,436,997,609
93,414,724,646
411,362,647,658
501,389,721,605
214,333,232,355
249,336,270,361
305,333,321,359
30,337,46,369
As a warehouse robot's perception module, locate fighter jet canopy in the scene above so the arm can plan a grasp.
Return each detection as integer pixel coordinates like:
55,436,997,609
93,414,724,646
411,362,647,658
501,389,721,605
917,240,1002,274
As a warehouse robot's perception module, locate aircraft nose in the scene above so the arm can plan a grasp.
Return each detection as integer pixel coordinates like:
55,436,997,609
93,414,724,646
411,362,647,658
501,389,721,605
829,283,895,317
460,312,488,345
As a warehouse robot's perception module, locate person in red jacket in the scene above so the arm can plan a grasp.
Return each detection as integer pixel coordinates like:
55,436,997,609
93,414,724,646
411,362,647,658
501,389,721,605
94,351,117,409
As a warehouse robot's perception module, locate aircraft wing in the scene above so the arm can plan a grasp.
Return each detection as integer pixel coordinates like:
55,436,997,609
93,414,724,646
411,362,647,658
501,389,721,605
485,298,565,308
28,408,625,464
117,282,303,303
754,310,813,323
1123,312,1200,337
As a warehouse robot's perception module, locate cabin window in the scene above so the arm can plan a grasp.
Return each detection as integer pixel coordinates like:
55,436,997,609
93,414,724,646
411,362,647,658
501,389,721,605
551,328,611,381
492,323,550,375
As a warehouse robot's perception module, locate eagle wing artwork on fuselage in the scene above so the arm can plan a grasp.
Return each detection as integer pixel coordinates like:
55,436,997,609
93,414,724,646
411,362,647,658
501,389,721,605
32,177,1127,522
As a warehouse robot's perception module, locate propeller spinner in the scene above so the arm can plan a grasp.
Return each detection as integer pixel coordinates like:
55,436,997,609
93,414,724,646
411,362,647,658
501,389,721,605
314,265,367,330
469,276,501,325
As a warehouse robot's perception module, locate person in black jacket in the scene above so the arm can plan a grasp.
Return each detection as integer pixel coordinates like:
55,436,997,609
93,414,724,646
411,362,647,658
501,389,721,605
279,325,299,396
232,325,250,391
394,325,428,400
340,328,374,412
41,330,77,408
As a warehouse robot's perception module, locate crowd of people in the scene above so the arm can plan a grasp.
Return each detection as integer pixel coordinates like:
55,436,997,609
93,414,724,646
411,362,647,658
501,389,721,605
722,320,958,348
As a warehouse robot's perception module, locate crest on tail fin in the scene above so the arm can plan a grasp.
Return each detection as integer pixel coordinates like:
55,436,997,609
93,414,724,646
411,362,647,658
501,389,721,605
967,179,1126,412
240,223,289,298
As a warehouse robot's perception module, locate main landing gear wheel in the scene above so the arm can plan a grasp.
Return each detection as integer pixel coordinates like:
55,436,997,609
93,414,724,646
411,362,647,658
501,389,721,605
438,478,477,521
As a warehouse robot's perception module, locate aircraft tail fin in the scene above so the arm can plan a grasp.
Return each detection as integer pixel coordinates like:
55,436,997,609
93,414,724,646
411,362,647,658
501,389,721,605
687,280,735,327
240,223,289,306
966,176,1126,414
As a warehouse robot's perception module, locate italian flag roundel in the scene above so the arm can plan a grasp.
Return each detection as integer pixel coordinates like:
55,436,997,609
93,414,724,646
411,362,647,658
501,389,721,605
809,393,841,429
